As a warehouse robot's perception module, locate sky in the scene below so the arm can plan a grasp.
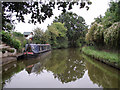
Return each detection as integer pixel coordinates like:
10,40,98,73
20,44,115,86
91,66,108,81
14,0,111,34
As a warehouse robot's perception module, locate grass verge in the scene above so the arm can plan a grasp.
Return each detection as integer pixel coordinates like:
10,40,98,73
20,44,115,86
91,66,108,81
82,46,120,69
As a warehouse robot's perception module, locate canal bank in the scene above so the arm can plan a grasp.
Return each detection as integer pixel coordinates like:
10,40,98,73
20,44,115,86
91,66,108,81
1,53,23,66
82,46,120,70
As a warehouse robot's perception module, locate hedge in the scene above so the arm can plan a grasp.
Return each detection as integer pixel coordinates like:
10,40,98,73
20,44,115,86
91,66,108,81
1,31,21,50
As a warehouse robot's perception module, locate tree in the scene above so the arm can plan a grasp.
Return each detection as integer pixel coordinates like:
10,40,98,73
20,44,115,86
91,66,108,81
54,12,88,47
47,22,68,49
86,0,120,49
109,1,120,22
33,27,46,44
2,0,92,31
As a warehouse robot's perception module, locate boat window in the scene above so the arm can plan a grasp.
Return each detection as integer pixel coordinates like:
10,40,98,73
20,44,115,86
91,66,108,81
47,45,49,49
42,46,44,50
39,46,41,51
32,46,35,50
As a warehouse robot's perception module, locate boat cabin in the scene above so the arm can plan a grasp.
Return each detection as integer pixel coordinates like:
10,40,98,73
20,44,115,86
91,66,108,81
25,44,51,54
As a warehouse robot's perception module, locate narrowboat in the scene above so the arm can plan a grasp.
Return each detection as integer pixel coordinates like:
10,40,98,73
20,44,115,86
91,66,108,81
23,44,51,58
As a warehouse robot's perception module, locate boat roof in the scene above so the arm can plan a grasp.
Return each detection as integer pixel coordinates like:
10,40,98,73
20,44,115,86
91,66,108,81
26,44,50,46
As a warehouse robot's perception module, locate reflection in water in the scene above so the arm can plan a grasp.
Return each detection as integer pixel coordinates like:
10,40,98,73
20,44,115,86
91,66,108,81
2,49,120,88
83,54,120,88
45,49,86,83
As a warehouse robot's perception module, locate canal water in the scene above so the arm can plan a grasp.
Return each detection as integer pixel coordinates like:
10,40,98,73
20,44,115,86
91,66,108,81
2,48,120,88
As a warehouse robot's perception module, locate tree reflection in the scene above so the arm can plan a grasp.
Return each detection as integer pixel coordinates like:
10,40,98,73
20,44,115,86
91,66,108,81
2,51,51,88
2,61,25,88
83,55,120,88
45,48,86,83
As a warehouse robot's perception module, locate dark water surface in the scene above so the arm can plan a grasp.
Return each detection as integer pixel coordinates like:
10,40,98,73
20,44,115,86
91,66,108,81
2,48,120,88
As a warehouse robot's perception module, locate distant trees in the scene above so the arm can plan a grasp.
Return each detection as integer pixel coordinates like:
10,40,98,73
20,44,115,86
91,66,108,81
47,22,68,49
32,12,88,48
33,22,68,49
33,28,45,44
54,12,88,47
32,12,88,49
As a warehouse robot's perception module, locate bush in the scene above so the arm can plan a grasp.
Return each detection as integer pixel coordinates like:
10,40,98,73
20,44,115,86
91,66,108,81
104,22,120,48
1,31,12,45
85,22,120,49
47,22,68,49
93,26,104,46
2,48,14,53
13,32,23,37
12,39,21,50
85,23,98,44
1,31,21,50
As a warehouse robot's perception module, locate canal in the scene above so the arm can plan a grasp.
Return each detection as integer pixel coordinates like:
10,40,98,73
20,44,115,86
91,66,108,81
2,48,120,88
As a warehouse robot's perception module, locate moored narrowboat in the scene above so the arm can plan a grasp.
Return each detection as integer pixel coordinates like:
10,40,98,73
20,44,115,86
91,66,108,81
23,44,51,58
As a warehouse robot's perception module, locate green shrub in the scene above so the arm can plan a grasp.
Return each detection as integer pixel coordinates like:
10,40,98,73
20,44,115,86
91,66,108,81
85,22,120,49
104,22,120,48
12,39,21,50
1,31,21,50
47,22,68,49
13,32,23,37
93,26,104,46
85,23,98,44
1,31,12,45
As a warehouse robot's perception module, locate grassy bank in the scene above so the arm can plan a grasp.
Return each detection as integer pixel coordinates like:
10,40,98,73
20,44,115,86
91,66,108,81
82,46,120,69
82,54,120,80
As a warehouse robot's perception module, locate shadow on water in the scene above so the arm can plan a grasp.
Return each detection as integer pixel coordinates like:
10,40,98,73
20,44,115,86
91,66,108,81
2,48,120,88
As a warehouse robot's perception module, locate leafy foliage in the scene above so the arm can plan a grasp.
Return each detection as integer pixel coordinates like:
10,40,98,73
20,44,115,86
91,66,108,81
2,1,92,31
54,12,87,47
85,23,97,43
12,31,27,48
86,22,120,49
109,1,120,22
86,1,120,49
33,28,46,44
13,32,24,37
104,22,120,48
1,31,21,50
47,22,68,49
32,22,68,49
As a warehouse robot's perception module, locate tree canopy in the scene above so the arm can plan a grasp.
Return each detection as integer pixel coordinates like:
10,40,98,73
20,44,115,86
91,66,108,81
47,22,68,49
32,22,68,49
85,0,120,49
54,12,88,47
2,0,92,31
